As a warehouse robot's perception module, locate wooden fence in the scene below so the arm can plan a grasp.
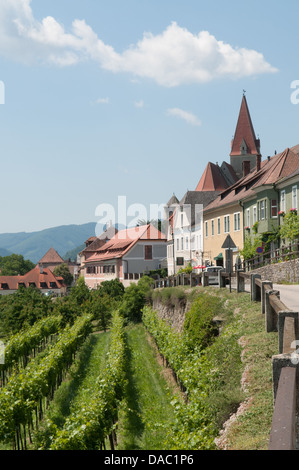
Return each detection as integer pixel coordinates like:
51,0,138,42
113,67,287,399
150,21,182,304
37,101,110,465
153,269,299,450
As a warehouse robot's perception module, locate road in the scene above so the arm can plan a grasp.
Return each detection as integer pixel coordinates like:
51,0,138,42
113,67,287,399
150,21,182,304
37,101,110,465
273,284,299,311
229,279,299,312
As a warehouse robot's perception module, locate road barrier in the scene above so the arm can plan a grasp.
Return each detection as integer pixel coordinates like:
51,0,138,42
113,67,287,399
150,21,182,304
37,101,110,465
153,269,299,450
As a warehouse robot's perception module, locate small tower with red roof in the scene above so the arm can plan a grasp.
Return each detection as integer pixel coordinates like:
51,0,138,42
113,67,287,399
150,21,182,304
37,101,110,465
230,92,261,179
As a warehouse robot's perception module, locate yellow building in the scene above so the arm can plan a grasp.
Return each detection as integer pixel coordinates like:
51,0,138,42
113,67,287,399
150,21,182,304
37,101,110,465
203,197,244,270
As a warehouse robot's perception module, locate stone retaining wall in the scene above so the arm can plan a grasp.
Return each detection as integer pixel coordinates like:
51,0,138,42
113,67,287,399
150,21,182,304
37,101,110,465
250,258,299,283
151,297,191,332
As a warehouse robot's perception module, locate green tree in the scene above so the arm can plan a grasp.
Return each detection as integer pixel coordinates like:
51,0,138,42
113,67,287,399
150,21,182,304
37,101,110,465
0,287,53,335
88,291,115,331
53,263,74,287
119,283,146,323
240,234,262,260
0,254,35,276
279,210,299,242
68,277,90,306
96,279,125,300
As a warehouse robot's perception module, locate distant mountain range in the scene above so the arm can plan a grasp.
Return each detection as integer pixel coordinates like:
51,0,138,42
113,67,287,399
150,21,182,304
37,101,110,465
0,222,97,264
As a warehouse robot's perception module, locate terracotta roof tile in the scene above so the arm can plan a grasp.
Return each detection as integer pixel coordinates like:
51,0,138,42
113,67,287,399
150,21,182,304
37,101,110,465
204,146,299,213
38,248,64,264
0,267,65,291
195,162,229,191
84,224,166,264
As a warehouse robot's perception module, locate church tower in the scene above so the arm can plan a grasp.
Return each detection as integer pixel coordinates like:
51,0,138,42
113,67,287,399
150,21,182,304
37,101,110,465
230,93,261,179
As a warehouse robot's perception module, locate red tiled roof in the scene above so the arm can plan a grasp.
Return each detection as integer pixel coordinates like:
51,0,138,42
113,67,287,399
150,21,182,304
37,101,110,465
80,226,118,255
252,148,299,187
38,248,64,264
230,95,260,156
0,267,65,291
195,162,229,191
291,144,299,155
204,147,299,213
84,224,166,264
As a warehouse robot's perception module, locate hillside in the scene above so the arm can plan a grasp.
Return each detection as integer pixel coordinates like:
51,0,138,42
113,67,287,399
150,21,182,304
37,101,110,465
0,223,96,263
0,248,12,257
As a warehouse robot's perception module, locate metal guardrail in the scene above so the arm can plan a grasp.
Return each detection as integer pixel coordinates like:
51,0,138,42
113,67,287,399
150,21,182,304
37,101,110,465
153,269,299,450
242,242,299,272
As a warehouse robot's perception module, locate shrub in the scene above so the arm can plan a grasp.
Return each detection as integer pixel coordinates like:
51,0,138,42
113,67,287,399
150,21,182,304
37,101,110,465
183,294,224,350
96,279,125,300
119,284,146,323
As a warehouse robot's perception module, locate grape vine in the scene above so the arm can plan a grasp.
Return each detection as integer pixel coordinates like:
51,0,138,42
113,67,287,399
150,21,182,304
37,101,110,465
142,305,217,450
0,315,63,385
48,311,126,450
0,314,92,449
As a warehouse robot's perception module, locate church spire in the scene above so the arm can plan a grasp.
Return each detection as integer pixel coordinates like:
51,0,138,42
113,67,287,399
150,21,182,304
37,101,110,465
230,94,261,179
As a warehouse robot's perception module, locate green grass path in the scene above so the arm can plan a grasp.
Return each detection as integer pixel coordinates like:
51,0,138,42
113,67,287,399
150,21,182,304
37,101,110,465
35,331,111,435
117,323,179,450
32,324,179,450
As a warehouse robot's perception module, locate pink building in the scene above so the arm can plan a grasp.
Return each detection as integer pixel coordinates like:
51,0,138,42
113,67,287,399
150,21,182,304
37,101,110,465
81,224,167,288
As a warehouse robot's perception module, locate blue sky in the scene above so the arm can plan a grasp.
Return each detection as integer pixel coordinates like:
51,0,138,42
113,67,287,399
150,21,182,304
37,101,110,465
0,0,298,234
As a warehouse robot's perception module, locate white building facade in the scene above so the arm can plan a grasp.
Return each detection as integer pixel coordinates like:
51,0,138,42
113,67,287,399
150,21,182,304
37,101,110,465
165,191,217,275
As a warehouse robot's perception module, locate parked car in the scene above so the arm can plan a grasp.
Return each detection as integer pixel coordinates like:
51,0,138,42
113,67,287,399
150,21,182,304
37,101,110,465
204,266,223,285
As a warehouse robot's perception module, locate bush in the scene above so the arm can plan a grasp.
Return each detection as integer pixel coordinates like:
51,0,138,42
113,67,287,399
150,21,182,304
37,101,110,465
183,294,224,350
68,277,90,306
87,291,116,331
96,279,125,300
119,284,146,323
151,287,187,309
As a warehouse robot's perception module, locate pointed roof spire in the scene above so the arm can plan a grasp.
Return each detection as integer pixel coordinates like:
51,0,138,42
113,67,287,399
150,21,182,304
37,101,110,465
38,247,64,264
230,94,260,157
166,193,179,207
195,162,229,192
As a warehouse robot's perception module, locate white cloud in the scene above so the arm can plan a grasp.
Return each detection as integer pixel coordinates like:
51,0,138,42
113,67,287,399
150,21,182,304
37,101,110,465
134,100,144,108
96,97,110,104
0,1,278,86
167,108,202,127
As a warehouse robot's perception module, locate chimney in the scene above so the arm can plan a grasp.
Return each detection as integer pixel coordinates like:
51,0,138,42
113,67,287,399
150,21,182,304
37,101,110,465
243,160,251,178
256,154,261,172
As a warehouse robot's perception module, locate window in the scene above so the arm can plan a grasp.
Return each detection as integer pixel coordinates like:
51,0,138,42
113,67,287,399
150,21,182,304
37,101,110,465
253,206,257,224
205,221,208,237
292,185,297,209
280,190,286,212
246,209,250,228
144,245,153,260
271,200,278,218
181,237,184,250
186,237,189,250
234,212,240,231
181,213,184,227
224,215,230,233
177,238,179,251
211,219,214,236
217,217,221,235
259,200,265,220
